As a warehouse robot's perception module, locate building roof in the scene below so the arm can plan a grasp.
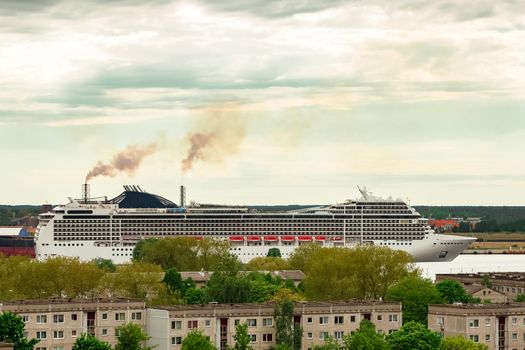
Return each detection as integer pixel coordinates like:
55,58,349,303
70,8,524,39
0,298,146,313
154,300,401,315
429,303,525,316
108,188,178,208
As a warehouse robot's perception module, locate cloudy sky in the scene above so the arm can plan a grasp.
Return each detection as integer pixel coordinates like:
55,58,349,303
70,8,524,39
1,0,524,205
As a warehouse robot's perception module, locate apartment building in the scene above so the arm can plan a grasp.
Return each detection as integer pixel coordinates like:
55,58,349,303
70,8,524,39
0,298,146,350
147,301,402,350
436,273,525,301
0,344,14,350
429,303,525,350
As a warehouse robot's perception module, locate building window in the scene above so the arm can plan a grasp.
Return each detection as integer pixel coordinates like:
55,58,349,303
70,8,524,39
22,316,29,323
205,320,211,327
234,319,240,326
131,312,142,320
102,313,108,320
36,331,47,340
72,330,77,337
36,315,47,324
115,328,121,337
102,329,108,336
320,331,329,340
53,347,64,350
512,333,517,340
36,347,47,350
172,321,182,330
334,331,344,339
115,313,125,321
485,334,490,341
188,320,198,329
350,316,356,323
334,316,344,324
377,315,383,321
263,333,273,342
53,331,64,339
53,315,64,323
263,318,273,327
247,319,257,327
171,337,182,345
436,317,444,326
389,314,398,322
319,316,329,325
71,314,78,321
307,332,313,339
249,334,257,343
469,319,480,328
486,318,491,326
512,317,518,325
469,335,479,342
307,317,313,324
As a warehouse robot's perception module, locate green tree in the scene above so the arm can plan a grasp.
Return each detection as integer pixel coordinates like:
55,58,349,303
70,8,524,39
72,333,112,350
163,268,185,294
115,323,153,350
515,294,525,302
181,330,216,350
440,336,488,350
0,312,39,350
287,243,322,272
343,319,390,350
312,336,340,350
231,323,253,350
481,275,492,288
246,257,289,271
387,321,442,350
267,248,282,258
111,261,164,300
386,276,443,325
436,280,474,304
184,287,207,304
303,246,416,301
274,299,302,350
93,258,117,272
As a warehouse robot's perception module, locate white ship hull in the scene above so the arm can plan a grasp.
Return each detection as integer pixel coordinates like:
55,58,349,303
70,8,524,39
35,186,476,263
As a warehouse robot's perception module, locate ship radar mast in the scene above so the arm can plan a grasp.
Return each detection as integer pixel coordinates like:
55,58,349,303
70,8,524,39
357,185,369,201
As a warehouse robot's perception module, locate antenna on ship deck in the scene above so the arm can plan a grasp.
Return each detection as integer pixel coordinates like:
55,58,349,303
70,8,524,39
82,183,90,203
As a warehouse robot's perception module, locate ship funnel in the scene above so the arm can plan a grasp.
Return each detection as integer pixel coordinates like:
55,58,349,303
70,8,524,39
180,185,186,207
82,183,90,203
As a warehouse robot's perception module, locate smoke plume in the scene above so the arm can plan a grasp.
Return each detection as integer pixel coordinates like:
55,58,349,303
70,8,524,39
85,142,157,182
181,113,246,173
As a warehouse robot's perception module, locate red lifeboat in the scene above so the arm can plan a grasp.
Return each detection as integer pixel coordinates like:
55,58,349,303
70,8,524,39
333,236,343,241
247,236,260,241
229,236,244,242
281,235,295,241
298,236,313,241
315,236,326,241
264,236,278,241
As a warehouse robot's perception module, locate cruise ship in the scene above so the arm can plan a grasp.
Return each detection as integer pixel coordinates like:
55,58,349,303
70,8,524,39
35,185,476,263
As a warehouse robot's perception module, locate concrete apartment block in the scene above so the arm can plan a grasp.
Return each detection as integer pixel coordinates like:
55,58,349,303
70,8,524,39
147,301,402,350
429,303,525,350
0,299,146,350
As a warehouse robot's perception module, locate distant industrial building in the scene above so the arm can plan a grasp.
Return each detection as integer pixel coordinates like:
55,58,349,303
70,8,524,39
148,301,402,350
429,303,525,350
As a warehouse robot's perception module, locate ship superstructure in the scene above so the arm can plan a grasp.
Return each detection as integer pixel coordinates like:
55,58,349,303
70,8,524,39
35,185,475,263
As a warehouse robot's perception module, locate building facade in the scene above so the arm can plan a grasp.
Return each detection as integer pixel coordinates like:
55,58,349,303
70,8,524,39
436,273,525,301
0,299,146,350
147,301,402,350
429,303,525,350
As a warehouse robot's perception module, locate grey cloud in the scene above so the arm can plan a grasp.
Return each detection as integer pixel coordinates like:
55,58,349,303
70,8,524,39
194,0,346,17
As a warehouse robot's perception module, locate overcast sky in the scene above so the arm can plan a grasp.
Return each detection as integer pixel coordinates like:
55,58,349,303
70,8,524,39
1,0,524,205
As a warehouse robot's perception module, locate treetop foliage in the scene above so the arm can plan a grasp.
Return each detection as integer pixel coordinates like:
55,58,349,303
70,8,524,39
72,333,112,350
